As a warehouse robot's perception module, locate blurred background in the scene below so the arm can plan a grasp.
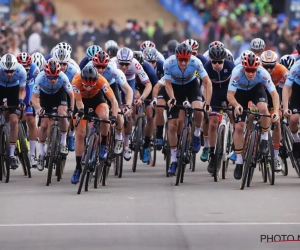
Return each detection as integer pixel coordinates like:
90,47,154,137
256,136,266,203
0,0,300,62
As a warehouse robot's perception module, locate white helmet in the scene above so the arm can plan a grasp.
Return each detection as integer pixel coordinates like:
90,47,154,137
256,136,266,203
225,49,234,61
240,50,252,60
32,52,46,71
52,48,71,63
56,42,72,53
117,47,133,63
250,38,265,50
0,53,18,70
104,40,118,50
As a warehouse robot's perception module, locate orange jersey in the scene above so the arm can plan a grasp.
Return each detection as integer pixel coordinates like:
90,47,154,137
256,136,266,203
270,64,289,88
72,73,114,99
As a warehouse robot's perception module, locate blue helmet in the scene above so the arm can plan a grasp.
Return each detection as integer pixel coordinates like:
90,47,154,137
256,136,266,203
86,45,102,59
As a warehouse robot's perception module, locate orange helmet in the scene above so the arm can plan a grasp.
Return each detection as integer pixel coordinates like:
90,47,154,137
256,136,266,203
261,50,278,65
241,51,260,69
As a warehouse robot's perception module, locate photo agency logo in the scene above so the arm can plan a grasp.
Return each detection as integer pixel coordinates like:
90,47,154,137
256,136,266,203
261,235,300,243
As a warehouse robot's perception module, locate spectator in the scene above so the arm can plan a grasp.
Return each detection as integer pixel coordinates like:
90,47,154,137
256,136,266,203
7,34,21,56
61,24,78,59
28,22,44,54
153,21,164,51
81,21,99,51
45,24,60,52
168,22,182,42
106,19,118,42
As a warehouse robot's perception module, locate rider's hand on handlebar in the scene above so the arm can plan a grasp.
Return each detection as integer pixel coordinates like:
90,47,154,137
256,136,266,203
205,104,212,113
271,113,279,122
134,98,143,107
284,109,291,117
167,98,176,108
150,98,157,108
37,107,45,116
234,105,243,116
75,108,85,119
123,105,132,117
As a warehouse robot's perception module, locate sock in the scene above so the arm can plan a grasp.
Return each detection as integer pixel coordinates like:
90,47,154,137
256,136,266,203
40,142,46,156
156,125,164,139
210,146,215,157
124,134,131,146
76,156,82,170
68,130,75,137
10,143,16,157
6,122,10,133
101,135,107,146
194,126,201,137
115,131,123,140
171,147,177,162
261,127,269,140
292,131,300,142
204,136,209,148
144,136,151,148
60,133,67,145
273,142,279,159
235,149,243,164
30,140,36,156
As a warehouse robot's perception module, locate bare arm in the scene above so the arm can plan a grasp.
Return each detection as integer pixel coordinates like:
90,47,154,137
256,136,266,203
270,90,280,114
227,90,239,107
141,83,152,100
31,93,41,110
165,79,174,100
201,75,212,105
152,83,163,98
67,90,75,111
19,86,26,100
282,85,292,111
120,82,133,106
108,95,119,117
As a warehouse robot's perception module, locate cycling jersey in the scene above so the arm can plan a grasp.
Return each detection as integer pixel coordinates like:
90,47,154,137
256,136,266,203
33,71,72,95
154,59,164,79
64,64,78,82
270,64,288,88
72,73,113,99
26,63,40,86
0,63,27,87
196,54,208,65
79,56,90,70
156,51,165,62
285,60,300,87
111,57,150,84
234,56,242,66
163,55,207,85
136,61,158,86
228,64,276,93
69,58,81,73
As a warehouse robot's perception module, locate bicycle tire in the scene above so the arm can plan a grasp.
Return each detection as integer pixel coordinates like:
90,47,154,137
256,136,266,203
150,129,156,166
117,152,123,178
246,166,255,187
240,131,256,190
259,157,267,183
94,160,104,188
46,127,60,186
102,163,110,186
214,125,224,182
164,124,171,177
19,123,31,178
222,127,232,179
266,132,275,185
279,144,288,176
78,134,95,194
18,150,27,176
56,154,63,181
132,118,142,172
84,164,94,192
176,129,187,186
0,126,10,183
190,153,196,172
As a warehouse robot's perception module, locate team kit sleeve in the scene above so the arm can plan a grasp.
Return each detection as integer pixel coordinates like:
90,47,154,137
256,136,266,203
284,63,298,87
261,70,276,93
98,76,114,98
61,73,73,93
227,69,239,92
18,66,27,87
194,58,208,78
163,59,172,80
71,74,82,99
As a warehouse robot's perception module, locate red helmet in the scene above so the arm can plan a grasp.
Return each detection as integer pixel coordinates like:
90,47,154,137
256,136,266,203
209,41,225,49
175,43,192,59
241,51,260,69
17,52,32,67
92,51,110,66
140,40,155,52
44,60,61,76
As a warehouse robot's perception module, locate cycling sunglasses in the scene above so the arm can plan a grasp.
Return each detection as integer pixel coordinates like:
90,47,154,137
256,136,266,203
148,60,156,64
4,69,15,74
211,60,224,64
244,68,257,73
177,58,189,63
82,82,97,89
119,62,131,67
263,64,275,70
59,62,68,66
47,75,59,80
94,64,107,69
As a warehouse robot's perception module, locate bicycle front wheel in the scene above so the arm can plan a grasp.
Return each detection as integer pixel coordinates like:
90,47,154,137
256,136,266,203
132,118,142,172
176,129,187,186
0,126,10,183
46,127,60,186
214,125,224,182
19,122,31,178
266,133,275,185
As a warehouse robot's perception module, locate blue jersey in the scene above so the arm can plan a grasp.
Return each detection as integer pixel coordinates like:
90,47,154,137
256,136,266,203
79,56,90,70
33,71,73,95
163,55,207,85
228,65,276,93
204,59,235,88
196,54,208,65
234,56,242,66
27,63,40,86
0,63,27,88
285,60,300,87
64,64,77,82
137,61,158,86
154,59,164,79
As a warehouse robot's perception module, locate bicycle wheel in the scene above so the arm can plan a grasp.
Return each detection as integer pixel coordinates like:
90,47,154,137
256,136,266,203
85,163,94,192
18,149,27,176
102,163,110,186
266,133,275,185
278,143,288,176
94,160,104,188
246,166,255,187
56,154,63,181
78,134,95,194
46,127,60,186
116,152,123,178
214,125,224,182
163,123,171,177
149,129,156,166
176,129,187,186
0,126,10,183
132,118,142,172
240,132,256,190
19,122,31,178
259,156,267,183
222,127,232,179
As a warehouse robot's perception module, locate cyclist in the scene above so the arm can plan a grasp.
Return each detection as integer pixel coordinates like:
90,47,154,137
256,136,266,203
31,52,46,71
164,43,212,175
71,65,118,184
89,51,133,154
31,60,75,171
140,40,165,61
104,40,118,50
184,39,208,65
79,45,102,70
54,42,81,72
111,47,151,161
227,51,280,180
106,45,119,58
203,45,235,174
16,52,40,168
0,54,27,170
280,55,296,71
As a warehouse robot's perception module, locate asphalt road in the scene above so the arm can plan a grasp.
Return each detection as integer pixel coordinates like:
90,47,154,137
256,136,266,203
1,150,300,250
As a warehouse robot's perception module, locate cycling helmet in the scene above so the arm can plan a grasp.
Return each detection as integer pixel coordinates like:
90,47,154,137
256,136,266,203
44,60,61,76
56,42,72,53
17,52,32,67
250,38,265,50
241,51,260,69
240,50,252,60
143,47,158,61
225,49,234,62
184,39,199,51
209,45,226,60
175,43,192,59
104,40,118,50
52,48,71,63
133,51,144,65
32,52,46,71
167,40,179,54
261,50,278,64
92,51,110,66
117,47,133,63
81,65,99,86
107,45,119,57
0,54,18,70
209,41,225,49
86,45,102,59
280,54,296,70
140,40,155,52
296,40,300,53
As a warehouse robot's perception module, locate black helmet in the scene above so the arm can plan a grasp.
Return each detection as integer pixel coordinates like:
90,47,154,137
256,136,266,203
209,45,226,60
106,45,119,57
167,40,179,54
81,65,99,86
175,43,192,59
133,51,144,64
